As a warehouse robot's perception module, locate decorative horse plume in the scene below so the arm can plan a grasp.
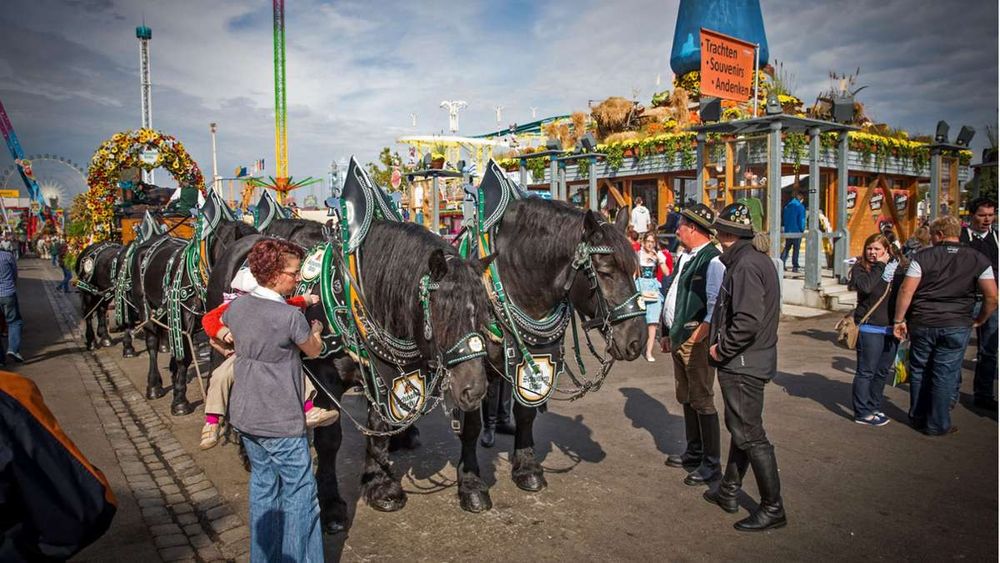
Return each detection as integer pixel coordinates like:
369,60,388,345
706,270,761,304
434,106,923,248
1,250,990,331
199,187,237,240
340,156,401,253
254,189,291,231
136,210,164,243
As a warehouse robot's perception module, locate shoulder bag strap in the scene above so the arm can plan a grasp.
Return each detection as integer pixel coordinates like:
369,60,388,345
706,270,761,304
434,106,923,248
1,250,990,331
858,275,894,326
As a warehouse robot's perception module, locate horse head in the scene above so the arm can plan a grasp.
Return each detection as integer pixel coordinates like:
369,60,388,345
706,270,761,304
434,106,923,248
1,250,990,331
421,248,495,412
567,208,646,361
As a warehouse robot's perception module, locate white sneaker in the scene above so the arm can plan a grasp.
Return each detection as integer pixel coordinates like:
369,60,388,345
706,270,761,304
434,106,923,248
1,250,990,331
646,354,656,362
199,423,221,450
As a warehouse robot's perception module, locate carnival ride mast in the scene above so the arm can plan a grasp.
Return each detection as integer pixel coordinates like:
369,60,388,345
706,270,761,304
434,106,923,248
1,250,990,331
0,97,50,224
250,0,319,204
137,23,154,185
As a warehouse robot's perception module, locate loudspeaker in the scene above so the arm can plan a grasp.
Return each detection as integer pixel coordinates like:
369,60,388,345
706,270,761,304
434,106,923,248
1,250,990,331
831,96,855,123
956,126,975,147
578,133,597,152
935,121,950,144
699,97,721,122
546,138,563,152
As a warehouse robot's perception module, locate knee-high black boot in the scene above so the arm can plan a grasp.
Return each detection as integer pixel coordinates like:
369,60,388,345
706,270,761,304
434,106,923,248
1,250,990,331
734,444,786,532
495,379,515,435
480,378,500,448
665,404,703,468
684,413,721,485
703,439,749,513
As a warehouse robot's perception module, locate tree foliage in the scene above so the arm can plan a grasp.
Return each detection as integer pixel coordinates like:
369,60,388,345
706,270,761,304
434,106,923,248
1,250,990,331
365,147,406,192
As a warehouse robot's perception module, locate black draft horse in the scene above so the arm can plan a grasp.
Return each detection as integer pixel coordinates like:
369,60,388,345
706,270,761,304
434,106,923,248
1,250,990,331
206,218,495,533
75,242,125,351
454,199,646,509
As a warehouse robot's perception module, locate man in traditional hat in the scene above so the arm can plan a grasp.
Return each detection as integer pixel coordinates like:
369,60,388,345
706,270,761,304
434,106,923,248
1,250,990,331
662,203,725,487
703,202,785,532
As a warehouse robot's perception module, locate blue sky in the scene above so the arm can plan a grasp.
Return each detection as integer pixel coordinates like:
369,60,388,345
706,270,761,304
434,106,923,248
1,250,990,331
0,0,996,203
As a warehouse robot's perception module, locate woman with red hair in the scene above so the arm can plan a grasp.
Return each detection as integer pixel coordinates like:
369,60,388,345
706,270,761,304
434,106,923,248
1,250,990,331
223,238,324,561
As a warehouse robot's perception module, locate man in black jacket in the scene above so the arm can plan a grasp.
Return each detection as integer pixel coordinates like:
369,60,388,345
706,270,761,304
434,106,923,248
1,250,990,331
702,202,785,532
959,198,998,410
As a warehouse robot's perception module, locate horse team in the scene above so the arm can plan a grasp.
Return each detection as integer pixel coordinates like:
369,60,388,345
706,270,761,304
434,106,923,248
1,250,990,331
74,161,646,534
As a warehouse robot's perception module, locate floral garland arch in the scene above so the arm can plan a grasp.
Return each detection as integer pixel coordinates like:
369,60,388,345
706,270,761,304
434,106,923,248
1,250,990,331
84,128,205,242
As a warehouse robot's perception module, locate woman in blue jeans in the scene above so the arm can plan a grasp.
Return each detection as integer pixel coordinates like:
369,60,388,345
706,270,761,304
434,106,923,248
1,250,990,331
223,239,325,562
848,233,904,426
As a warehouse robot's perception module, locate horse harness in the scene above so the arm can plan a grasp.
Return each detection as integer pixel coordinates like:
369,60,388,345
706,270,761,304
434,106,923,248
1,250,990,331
464,160,644,407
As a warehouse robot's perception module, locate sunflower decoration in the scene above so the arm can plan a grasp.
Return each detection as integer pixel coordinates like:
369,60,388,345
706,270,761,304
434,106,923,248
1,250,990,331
81,128,206,244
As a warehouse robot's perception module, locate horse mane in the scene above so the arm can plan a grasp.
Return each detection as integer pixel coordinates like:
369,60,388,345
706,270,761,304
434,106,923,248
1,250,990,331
497,197,636,315
361,221,490,350
266,218,326,248
211,221,258,264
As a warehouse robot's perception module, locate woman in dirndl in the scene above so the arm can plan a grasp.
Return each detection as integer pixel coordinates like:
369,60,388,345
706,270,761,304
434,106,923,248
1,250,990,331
637,232,670,362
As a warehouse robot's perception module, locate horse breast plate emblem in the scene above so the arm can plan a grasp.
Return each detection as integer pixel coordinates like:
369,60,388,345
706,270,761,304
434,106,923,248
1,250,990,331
515,355,557,406
300,247,325,282
82,257,96,276
388,371,426,422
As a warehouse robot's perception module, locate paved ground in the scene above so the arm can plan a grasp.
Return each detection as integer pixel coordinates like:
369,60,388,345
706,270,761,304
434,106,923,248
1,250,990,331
10,257,997,561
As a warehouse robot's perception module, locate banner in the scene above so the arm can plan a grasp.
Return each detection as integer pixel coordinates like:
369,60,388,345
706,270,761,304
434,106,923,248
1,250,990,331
699,28,756,102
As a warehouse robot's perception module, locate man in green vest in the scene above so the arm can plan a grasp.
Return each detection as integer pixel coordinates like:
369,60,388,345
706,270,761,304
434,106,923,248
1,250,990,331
165,183,200,216
662,203,726,486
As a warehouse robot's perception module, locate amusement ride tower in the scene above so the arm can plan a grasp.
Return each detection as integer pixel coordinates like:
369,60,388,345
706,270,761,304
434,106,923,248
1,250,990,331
136,23,154,184
249,0,319,204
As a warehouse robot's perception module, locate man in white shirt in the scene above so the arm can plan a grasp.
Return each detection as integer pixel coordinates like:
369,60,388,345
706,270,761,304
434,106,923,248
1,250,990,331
661,203,726,487
631,196,651,235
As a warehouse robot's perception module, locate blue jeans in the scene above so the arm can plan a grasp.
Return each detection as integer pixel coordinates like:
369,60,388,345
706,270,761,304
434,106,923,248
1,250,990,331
0,295,22,355
907,326,972,434
853,328,897,418
57,265,72,292
973,302,998,401
241,434,323,563
780,237,801,269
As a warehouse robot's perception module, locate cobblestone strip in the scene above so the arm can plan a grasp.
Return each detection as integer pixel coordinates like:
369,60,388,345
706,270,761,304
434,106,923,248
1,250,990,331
44,279,251,562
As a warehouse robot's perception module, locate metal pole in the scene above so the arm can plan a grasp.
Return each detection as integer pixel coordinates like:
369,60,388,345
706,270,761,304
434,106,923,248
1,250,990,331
519,159,527,187
694,133,706,205
549,157,558,199
929,148,941,220
559,162,567,202
834,131,849,281
768,121,782,258
431,175,440,235
753,44,760,118
588,156,598,212
210,123,219,192
805,127,821,290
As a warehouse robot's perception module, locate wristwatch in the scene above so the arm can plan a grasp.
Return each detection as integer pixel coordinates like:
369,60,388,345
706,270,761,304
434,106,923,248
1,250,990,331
892,319,906,325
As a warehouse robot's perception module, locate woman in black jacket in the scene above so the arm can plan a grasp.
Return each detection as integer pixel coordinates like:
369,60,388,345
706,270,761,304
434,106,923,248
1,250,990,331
848,233,905,426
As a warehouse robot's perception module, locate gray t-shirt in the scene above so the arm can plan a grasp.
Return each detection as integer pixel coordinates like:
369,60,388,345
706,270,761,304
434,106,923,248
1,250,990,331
223,295,312,437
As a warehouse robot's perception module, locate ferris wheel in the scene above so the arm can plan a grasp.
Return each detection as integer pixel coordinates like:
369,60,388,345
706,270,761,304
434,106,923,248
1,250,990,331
0,154,87,208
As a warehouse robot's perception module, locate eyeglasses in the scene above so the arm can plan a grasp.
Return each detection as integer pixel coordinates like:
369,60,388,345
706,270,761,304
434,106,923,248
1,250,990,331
280,270,301,279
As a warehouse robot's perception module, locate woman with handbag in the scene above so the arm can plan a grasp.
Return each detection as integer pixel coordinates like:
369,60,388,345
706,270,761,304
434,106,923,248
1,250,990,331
848,233,905,427
638,232,670,362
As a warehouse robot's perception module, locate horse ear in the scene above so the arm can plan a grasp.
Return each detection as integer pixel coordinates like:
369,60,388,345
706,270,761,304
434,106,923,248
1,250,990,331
475,252,498,273
428,249,449,281
584,210,602,237
614,207,629,232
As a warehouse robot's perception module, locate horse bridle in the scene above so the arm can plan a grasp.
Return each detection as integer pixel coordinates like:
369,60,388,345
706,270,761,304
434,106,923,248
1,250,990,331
562,239,645,340
417,273,488,368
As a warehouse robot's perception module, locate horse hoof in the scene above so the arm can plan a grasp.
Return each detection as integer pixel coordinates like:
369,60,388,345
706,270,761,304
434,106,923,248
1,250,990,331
513,471,547,492
123,349,137,358
322,520,348,535
171,402,194,416
459,489,493,513
100,339,112,348
369,496,407,512
146,386,167,400
511,447,547,492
